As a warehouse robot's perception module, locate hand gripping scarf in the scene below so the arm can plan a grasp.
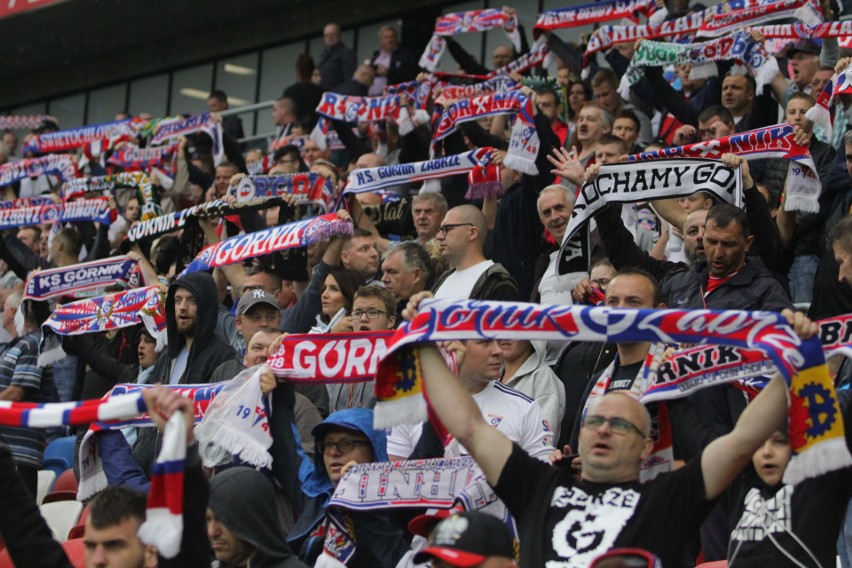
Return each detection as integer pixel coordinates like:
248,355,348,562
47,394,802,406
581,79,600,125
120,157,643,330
230,173,335,211
641,314,852,403
434,91,539,175
342,148,498,198
315,94,414,136
0,390,190,557
560,159,742,250
181,213,353,275
628,124,821,213
806,61,852,141
0,197,113,230
534,0,658,35
374,300,851,484
22,117,146,155
619,31,780,101
0,154,78,187
39,285,166,366
0,114,58,130
419,9,521,72
697,0,823,38
149,113,224,165
61,171,160,220
584,14,707,64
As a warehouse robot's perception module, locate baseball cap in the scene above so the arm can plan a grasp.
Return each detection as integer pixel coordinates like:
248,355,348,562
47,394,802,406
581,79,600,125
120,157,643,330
412,512,514,567
787,39,821,57
236,288,278,315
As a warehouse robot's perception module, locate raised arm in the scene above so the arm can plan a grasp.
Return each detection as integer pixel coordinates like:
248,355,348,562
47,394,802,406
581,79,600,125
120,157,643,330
700,309,818,499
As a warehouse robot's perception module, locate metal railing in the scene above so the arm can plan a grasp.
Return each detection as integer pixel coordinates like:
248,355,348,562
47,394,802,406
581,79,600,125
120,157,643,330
218,100,277,148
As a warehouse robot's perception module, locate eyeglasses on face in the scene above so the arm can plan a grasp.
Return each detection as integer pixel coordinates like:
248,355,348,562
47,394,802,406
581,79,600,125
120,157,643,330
319,438,371,455
351,308,388,320
582,414,646,437
437,223,473,236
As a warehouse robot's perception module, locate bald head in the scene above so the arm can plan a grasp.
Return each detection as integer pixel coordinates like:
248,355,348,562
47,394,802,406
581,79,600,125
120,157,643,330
450,204,488,243
355,153,386,170
590,392,652,437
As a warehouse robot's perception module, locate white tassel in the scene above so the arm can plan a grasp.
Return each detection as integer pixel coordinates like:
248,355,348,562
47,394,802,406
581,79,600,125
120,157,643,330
648,6,668,25
38,344,67,368
13,305,24,337
689,62,718,81
373,393,427,429
754,57,779,95
794,3,823,25
783,437,852,485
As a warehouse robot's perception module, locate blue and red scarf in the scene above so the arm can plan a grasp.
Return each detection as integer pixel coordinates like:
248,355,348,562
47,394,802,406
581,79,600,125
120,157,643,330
0,154,78,186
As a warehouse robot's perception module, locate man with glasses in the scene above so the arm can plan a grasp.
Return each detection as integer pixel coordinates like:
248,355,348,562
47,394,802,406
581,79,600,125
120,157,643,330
404,289,817,568
327,285,395,413
431,205,518,301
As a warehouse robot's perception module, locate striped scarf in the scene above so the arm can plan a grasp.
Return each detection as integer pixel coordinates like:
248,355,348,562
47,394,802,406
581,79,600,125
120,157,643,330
22,117,143,155
315,94,414,136
806,61,852,141
0,155,78,187
0,197,113,230
149,113,223,166
534,0,658,33
0,114,57,130
182,213,352,275
419,9,521,72
628,124,821,213
107,142,178,174
61,172,160,220
697,0,822,38
230,173,335,211
434,91,539,175
24,256,141,301
375,300,850,484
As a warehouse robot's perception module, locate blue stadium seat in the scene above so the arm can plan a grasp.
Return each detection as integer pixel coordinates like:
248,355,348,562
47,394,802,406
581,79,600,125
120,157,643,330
42,436,75,478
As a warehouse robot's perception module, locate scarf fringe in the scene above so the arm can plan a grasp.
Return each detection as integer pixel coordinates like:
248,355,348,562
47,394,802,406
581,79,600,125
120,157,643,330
14,306,24,337
754,56,780,94
784,192,820,214
805,103,832,135
794,3,822,25
139,509,183,559
783,436,852,485
209,425,273,469
38,342,67,368
465,180,504,200
648,6,668,25
689,61,718,81
373,393,427,429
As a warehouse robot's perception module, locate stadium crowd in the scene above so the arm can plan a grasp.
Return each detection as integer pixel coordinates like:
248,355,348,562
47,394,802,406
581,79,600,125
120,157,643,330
3,0,852,566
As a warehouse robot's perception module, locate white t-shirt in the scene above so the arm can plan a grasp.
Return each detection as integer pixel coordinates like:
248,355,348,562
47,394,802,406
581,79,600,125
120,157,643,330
387,380,554,461
433,260,493,300
539,251,575,306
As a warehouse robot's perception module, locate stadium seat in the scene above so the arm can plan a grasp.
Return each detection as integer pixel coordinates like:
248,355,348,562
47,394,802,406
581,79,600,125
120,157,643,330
42,469,79,503
695,562,727,568
62,538,86,568
36,469,57,505
66,504,90,540
42,436,75,478
39,501,83,543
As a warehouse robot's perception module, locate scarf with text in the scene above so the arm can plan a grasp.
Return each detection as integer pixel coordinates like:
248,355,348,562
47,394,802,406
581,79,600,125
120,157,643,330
0,391,188,557
230,173,335,211
61,171,160,220
22,117,146,155
107,142,178,174
182,213,352,274
149,113,223,165
309,117,346,152
434,91,539,174
126,198,273,242
419,9,521,72
534,0,657,34
0,114,57,130
697,0,823,38
343,148,497,198
640,315,852,404
374,300,849,484
561,159,741,251
806,62,852,141
385,79,435,110
584,12,708,63
434,75,519,107
315,94,414,135
628,124,821,213
620,31,779,101
0,196,54,209
24,256,140,301
0,154,78,187
267,331,394,382
0,197,112,230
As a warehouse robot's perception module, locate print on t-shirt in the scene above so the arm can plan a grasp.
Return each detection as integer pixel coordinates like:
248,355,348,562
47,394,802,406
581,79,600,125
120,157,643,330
730,486,793,543
549,485,641,567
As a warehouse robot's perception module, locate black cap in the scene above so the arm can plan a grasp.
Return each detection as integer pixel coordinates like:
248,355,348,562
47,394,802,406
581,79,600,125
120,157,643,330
787,39,820,57
412,512,514,567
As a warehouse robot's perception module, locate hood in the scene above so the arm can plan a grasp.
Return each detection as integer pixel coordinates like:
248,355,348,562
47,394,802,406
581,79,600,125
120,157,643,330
208,467,296,568
512,339,547,380
165,271,219,358
301,408,387,498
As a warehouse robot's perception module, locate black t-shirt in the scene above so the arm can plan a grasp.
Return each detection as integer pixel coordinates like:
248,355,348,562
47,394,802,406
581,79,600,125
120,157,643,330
495,443,713,567
725,467,852,567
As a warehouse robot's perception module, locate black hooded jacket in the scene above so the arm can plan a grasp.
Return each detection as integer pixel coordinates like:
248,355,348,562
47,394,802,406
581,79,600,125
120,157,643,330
135,272,235,474
151,271,235,385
